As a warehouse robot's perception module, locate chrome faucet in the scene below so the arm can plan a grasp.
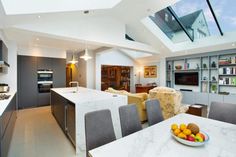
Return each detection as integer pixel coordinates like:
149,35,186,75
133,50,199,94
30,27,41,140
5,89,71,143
69,81,79,93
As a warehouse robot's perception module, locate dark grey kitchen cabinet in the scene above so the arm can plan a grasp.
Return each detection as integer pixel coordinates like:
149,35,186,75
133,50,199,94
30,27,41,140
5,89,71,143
37,93,50,106
66,102,75,145
18,55,66,109
51,91,75,146
18,56,38,109
37,57,52,70
52,58,66,88
0,93,17,157
51,90,67,130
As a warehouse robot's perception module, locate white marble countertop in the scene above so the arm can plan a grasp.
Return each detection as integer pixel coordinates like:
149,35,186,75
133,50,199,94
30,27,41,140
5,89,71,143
89,113,236,157
51,87,125,105
0,90,16,116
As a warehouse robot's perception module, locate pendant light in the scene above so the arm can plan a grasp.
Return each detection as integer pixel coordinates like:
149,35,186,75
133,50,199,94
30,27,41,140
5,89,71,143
68,52,78,64
80,42,92,61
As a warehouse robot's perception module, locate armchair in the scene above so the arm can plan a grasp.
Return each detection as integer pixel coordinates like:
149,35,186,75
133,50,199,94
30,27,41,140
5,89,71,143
105,88,148,122
148,87,189,119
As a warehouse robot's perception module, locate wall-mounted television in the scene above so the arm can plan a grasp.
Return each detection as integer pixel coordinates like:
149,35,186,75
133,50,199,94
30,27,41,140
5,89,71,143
175,72,199,86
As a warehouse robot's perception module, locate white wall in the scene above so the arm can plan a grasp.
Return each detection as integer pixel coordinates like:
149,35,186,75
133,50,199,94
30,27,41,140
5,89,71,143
18,46,66,58
95,48,138,92
86,50,95,89
138,62,161,85
0,30,17,91
77,52,87,88
136,57,166,87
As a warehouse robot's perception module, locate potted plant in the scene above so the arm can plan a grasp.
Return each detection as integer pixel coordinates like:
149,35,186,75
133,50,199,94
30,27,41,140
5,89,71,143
211,84,217,93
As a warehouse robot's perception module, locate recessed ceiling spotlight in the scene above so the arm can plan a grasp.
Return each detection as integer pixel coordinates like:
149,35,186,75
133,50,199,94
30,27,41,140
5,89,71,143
84,10,89,14
36,38,39,41
38,15,41,19
232,43,235,47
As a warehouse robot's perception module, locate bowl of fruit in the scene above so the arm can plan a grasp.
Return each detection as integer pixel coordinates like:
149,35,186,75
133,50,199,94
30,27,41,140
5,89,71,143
171,123,209,147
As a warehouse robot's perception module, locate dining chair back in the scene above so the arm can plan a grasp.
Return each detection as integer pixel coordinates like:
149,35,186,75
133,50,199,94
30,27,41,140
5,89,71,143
145,99,164,126
85,109,116,157
119,104,142,137
209,101,236,125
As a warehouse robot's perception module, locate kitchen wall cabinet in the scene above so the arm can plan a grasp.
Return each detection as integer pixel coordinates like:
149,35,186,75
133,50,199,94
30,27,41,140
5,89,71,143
52,58,66,88
18,55,66,109
18,56,38,109
37,57,52,70
0,93,17,157
37,93,51,107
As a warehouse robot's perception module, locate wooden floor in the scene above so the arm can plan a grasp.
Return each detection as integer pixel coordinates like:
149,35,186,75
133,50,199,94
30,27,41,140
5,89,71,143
8,106,76,157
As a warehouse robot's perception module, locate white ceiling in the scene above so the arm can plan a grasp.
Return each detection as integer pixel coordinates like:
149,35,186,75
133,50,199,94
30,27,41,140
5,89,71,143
4,28,102,51
0,0,235,61
1,0,122,15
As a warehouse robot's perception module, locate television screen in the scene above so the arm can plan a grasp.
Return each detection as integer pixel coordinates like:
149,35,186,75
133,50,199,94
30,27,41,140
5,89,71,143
175,72,199,86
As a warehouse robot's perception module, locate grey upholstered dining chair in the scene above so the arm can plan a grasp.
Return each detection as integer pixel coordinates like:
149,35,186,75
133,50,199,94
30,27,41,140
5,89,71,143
85,109,116,157
119,104,142,137
208,101,236,125
145,99,164,126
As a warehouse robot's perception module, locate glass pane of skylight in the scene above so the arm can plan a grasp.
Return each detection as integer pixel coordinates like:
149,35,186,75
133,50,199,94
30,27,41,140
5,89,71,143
150,8,191,43
210,0,236,33
171,0,220,41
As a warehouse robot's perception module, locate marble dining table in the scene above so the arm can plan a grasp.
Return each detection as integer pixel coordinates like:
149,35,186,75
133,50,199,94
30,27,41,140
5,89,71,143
89,113,236,157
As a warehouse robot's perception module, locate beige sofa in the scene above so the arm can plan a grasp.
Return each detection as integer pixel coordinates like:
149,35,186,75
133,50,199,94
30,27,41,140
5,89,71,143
105,88,148,122
149,87,189,119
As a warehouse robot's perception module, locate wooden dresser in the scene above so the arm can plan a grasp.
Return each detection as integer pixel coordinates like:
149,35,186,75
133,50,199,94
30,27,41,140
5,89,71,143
136,86,156,93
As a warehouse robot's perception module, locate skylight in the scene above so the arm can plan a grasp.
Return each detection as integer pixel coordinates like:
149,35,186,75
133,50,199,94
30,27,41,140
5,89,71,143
149,0,234,44
210,0,236,33
150,8,190,43
171,0,220,39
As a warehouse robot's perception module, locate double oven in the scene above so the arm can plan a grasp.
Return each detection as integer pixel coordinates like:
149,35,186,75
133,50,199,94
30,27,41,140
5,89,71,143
37,69,53,93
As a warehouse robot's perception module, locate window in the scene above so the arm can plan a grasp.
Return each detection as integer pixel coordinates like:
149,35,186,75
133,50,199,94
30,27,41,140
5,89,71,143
149,0,227,43
165,13,169,22
197,29,206,38
150,8,190,43
210,0,236,33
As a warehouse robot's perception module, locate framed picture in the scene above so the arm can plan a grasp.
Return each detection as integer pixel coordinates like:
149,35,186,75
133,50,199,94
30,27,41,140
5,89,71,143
144,65,157,78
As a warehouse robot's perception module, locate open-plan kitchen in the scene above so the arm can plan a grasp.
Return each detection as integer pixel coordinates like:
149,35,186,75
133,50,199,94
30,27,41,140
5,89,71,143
1,0,236,157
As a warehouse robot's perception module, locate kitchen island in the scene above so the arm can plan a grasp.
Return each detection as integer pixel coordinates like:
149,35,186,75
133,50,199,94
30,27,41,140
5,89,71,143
50,87,127,157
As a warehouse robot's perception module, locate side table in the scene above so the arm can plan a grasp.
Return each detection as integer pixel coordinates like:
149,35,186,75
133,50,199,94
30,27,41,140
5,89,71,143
187,104,208,117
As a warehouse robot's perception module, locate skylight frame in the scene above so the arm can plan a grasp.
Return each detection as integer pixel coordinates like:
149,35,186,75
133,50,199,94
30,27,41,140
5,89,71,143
150,0,226,44
206,0,223,36
167,7,194,42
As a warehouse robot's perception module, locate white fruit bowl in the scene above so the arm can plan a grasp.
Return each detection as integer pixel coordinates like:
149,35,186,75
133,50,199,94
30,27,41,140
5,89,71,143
171,131,209,147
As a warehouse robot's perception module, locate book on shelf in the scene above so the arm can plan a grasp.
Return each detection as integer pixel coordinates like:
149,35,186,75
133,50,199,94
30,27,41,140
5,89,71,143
219,67,236,75
219,77,236,85
219,56,236,65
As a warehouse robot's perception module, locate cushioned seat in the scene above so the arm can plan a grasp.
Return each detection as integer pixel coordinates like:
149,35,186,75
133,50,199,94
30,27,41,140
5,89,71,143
145,99,164,126
85,109,116,157
149,87,189,119
105,87,148,122
208,101,236,125
119,104,142,137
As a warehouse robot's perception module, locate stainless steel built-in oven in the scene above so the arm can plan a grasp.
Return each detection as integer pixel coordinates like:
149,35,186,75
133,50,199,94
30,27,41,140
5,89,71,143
37,69,53,81
37,69,53,93
38,81,53,93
